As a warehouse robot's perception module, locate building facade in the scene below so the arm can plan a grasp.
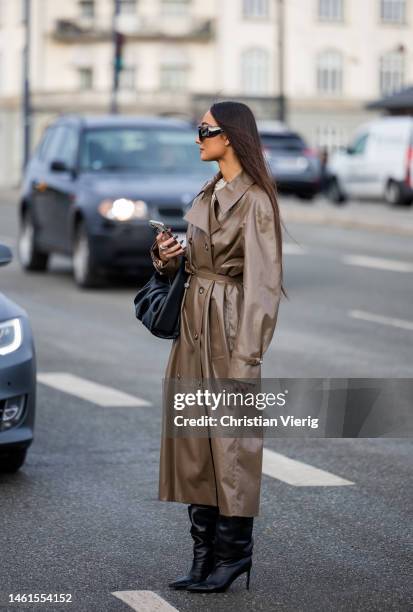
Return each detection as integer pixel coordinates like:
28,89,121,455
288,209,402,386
0,0,412,186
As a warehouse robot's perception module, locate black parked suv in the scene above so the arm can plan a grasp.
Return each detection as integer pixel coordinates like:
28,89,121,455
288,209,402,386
258,121,322,200
18,115,216,288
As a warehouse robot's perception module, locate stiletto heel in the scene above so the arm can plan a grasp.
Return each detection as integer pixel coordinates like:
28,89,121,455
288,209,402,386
187,515,254,593
168,504,218,590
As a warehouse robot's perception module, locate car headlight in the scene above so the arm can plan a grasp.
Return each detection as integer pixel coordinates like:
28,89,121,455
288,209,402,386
98,198,148,221
296,156,310,170
0,318,23,356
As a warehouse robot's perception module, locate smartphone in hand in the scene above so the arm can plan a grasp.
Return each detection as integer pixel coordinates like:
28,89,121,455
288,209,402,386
149,219,185,250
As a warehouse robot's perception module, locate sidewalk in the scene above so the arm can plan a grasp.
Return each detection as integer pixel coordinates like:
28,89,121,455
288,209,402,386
279,194,413,236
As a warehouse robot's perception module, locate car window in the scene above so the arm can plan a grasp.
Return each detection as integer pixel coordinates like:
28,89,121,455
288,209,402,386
37,127,56,161
260,133,306,151
79,127,216,176
349,133,369,155
44,126,67,164
58,127,79,168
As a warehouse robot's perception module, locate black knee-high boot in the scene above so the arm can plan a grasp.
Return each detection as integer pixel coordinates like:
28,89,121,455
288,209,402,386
168,504,219,590
187,514,254,593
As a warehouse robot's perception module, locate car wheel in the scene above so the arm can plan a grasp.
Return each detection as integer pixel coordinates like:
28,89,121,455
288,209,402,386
384,180,410,206
18,210,49,271
0,448,27,473
73,221,103,288
325,177,347,205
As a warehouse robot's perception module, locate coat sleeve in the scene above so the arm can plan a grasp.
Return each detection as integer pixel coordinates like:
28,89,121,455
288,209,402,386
227,193,282,380
149,238,180,279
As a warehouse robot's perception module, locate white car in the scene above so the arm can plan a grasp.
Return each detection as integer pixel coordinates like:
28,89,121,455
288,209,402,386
326,116,413,206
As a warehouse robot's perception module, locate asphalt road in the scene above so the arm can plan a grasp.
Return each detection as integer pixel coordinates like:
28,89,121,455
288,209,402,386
0,191,412,612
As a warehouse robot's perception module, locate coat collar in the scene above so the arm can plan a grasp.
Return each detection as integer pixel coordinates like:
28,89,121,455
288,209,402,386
183,169,255,235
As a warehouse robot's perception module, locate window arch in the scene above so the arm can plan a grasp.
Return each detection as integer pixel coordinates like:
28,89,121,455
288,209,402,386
241,48,270,94
316,49,343,95
379,50,405,96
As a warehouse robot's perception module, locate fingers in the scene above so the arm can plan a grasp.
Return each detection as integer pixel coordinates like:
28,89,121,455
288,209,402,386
161,236,179,247
164,244,185,259
155,228,186,261
156,231,170,245
156,230,180,246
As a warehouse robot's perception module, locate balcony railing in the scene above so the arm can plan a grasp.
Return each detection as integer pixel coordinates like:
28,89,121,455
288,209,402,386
51,16,215,43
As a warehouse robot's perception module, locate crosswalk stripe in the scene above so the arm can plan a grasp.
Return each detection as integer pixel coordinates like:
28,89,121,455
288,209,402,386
37,373,354,486
349,309,413,331
37,372,151,407
262,448,354,486
112,591,179,611
342,254,413,273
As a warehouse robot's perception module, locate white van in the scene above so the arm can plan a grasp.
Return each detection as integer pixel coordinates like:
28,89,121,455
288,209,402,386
326,116,413,206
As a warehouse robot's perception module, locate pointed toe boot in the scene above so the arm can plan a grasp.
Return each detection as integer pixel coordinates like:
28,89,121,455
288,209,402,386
187,514,254,593
168,504,219,590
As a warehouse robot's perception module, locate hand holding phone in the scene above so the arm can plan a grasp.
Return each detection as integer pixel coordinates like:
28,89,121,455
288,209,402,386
150,219,185,262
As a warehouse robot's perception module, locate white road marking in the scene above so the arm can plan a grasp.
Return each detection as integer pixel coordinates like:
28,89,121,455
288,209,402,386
37,372,151,407
112,591,179,611
283,243,308,254
262,448,354,486
342,254,413,273
349,309,413,331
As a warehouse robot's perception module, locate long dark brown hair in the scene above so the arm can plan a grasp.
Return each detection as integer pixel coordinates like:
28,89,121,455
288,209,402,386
210,100,288,300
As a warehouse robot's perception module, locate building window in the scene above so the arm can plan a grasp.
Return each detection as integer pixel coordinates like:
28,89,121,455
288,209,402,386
119,66,136,90
380,0,406,23
314,124,348,152
119,0,136,15
0,0,5,26
161,0,190,16
160,65,188,91
316,49,343,94
318,0,343,21
160,47,189,90
78,67,93,90
79,0,94,18
379,51,404,95
19,0,26,23
242,0,269,18
241,48,269,94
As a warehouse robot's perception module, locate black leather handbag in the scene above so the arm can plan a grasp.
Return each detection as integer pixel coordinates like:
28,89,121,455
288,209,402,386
134,256,188,339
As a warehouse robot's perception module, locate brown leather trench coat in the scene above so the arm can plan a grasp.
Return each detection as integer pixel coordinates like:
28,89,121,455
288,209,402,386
150,169,282,517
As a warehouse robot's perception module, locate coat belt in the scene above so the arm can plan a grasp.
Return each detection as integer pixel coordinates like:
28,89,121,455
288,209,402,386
190,268,243,286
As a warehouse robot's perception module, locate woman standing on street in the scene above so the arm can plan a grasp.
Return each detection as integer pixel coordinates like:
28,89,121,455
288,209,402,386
150,100,286,593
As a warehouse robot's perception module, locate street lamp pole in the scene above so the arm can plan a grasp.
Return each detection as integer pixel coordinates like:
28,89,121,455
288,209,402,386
22,0,32,171
276,0,286,122
110,0,122,114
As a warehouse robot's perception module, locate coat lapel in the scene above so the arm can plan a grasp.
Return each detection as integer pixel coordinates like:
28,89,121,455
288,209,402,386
215,170,255,216
183,169,255,236
183,172,221,235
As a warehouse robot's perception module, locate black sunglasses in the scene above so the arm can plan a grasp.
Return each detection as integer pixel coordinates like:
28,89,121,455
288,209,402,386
197,124,224,141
